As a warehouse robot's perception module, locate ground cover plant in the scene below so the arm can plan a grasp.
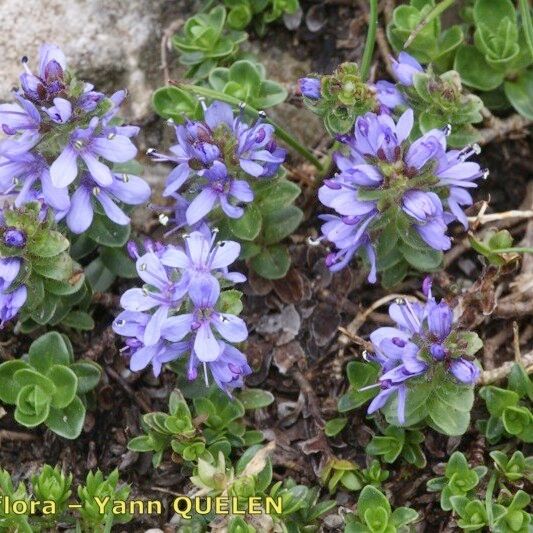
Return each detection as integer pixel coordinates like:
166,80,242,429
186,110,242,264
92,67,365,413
0,0,532,531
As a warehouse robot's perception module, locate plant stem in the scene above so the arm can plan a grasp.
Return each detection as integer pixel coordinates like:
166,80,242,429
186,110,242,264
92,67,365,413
519,0,533,61
485,472,497,527
173,83,323,170
493,247,533,254
361,0,379,81
404,0,455,48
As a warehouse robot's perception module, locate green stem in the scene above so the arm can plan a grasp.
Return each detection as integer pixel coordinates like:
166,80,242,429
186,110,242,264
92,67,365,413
492,247,533,254
404,0,455,48
485,472,497,528
519,0,533,61
360,0,378,81
175,83,323,170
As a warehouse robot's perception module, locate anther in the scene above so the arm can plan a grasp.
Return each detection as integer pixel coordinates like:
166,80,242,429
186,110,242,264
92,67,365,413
114,319,125,327
74,140,84,150
362,350,371,361
139,263,147,271
482,169,490,179
258,110,267,119
307,236,322,246
166,118,175,126
21,56,28,64
146,148,156,156
121,173,129,182
92,187,101,196
442,124,452,136
238,101,246,111
395,297,405,305
158,213,169,226
107,132,116,140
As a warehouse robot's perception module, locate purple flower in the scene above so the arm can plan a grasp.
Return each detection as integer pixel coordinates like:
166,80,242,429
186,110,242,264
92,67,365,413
299,77,321,99
154,100,285,229
120,251,189,346
113,237,249,392
364,281,481,423
317,109,484,275
450,358,480,385
0,152,70,214
3,228,26,248
373,80,406,111
391,52,423,86
0,94,41,136
50,117,137,188
402,190,451,251
112,311,189,376
0,286,27,327
65,171,150,234
160,229,246,295
164,279,247,363
19,44,67,104
186,161,253,225
0,258,27,327
204,341,252,393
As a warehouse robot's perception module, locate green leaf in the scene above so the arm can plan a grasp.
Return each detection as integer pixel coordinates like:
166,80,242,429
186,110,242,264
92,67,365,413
85,257,116,292
338,362,380,412
44,273,85,296
473,0,516,34
14,386,50,427
47,365,78,409
250,244,291,279
479,386,519,416
391,506,419,527
217,289,243,315
32,253,73,281
237,388,274,409
228,204,262,241
400,244,443,271
31,231,70,258
261,205,303,245
504,70,533,119
46,396,86,439
28,332,71,372
0,360,30,404
100,246,137,279
152,86,200,122
255,179,300,212
428,396,471,436
14,368,56,396
87,215,130,248
357,485,391,522
454,45,504,91
61,311,95,331
127,435,155,453
325,417,348,437
70,362,101,394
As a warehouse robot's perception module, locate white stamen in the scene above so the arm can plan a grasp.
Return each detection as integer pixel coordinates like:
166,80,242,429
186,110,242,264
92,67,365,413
139,263,147,271
146,148,156,156
159,213,169,226
114,319,125,327
74,140,84,150
92,187,101,196
203,362,209,387
442,124,452,136
121,173,129,182
482,169,490,179
107,132,116,140
307,236,322,246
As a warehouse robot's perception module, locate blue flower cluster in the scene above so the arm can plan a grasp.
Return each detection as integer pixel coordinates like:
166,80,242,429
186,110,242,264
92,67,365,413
302,53,486,280
0,44,151,234
149,101,286,229
364,279,480,423
113,229,251,393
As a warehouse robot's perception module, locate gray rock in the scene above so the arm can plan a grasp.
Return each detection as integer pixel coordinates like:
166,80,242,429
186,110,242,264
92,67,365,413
0,0,190,121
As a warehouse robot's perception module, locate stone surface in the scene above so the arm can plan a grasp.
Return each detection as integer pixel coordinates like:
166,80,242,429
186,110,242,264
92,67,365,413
0,1,324,164
0,0,188,121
